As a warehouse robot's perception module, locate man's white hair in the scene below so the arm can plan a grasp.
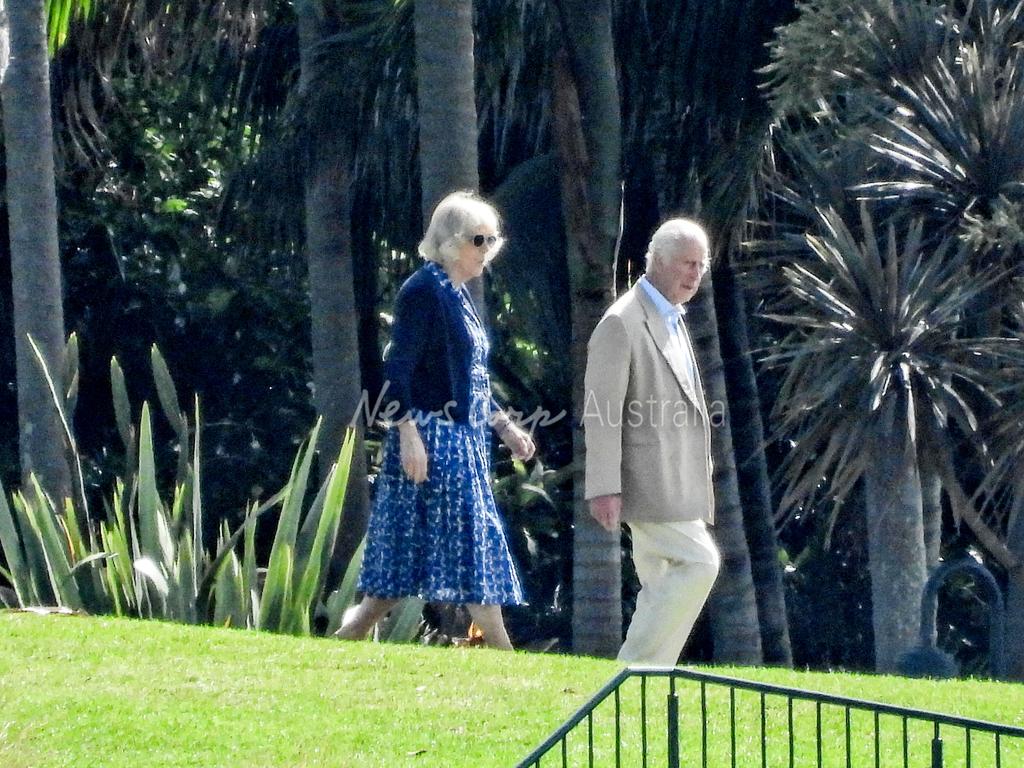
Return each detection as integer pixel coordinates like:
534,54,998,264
418,190,504,267
644,218,710,273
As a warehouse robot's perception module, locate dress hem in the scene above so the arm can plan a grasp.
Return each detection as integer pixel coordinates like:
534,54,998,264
359,588,527,607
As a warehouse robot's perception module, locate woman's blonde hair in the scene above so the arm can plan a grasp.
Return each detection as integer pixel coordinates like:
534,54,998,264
418,191,504,267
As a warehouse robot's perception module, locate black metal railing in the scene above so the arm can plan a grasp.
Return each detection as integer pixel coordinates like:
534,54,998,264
515,667,1024,767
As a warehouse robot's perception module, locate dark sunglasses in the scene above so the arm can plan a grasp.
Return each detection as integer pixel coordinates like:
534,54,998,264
470,234,499,248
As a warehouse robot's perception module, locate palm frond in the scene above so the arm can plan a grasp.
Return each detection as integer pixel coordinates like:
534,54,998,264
52,0,280,166
856,38,1024,234
980,297,1024,498
765,205,1020,515
761,0,947,114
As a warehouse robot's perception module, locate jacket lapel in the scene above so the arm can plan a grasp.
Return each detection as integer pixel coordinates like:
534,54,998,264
634,284,708,415
637,287,702,410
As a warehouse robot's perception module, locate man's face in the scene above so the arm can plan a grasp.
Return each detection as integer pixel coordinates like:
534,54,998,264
650,242,707,305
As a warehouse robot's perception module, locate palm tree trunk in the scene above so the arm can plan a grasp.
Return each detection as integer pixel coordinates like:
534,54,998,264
863,398,927,673
920,462,942,645
413,0,485,315
687,270,763,664
553,0,622,253
921,466,942,573
297,6,369,579
352,200,383,407
551,0,622,656
1006,481,1024,680
1,0,71,501
715,258,792,665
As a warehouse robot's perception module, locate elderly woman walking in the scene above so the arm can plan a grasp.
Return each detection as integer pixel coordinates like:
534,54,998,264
335,191,535,649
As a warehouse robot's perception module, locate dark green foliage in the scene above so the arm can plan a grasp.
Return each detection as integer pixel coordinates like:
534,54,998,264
758,0,1024,674
616,0,795,247
781,489,874,670
20,0,1007,667
493,458,574,647
49,60,314,529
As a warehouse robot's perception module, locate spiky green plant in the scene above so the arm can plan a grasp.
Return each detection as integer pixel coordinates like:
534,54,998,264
0,338,381,639
766,206,1018,512
764,205,1024,670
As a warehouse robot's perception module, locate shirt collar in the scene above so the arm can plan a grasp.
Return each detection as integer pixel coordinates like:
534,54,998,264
639,275,686,321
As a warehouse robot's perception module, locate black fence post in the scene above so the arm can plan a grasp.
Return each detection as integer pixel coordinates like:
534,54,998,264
931,727,944,768
668,680,680,768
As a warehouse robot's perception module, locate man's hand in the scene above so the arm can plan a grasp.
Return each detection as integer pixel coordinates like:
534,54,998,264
589,494,622,532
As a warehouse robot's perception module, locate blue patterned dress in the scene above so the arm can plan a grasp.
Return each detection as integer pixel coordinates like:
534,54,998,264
357,263,525,606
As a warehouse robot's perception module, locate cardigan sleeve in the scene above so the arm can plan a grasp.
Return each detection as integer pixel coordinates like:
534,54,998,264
383,278,434,420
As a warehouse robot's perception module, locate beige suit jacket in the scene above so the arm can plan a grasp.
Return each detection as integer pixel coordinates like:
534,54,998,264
583,284,715,524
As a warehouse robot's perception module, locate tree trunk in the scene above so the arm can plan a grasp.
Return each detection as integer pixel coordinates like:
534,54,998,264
553,56,619,654
1006,481,1024,681
919,462,942,645
297,7,369,580
352,199,383,407
715,258,792,665
863,398,927,673
921,465,942,573
413,0,485,315
551,0,622,657
687,270,763,664
1,0,71,501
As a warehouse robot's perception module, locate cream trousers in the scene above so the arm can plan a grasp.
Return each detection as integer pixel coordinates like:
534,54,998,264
618,519,721,666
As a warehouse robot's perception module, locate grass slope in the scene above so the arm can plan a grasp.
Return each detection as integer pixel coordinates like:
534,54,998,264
1,613,1022,767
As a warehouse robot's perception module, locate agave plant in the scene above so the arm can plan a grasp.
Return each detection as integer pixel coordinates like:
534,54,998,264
0,337,366,639
764,204,1023,671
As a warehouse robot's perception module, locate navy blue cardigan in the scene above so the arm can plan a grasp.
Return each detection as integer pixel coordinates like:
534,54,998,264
383,265,500,425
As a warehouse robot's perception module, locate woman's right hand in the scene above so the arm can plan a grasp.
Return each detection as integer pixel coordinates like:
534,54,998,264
398,421,428,483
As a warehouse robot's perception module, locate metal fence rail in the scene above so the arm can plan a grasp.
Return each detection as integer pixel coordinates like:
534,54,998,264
515,667,1024,768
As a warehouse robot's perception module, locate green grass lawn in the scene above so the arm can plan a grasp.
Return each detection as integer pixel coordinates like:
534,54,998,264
2,612,1022,767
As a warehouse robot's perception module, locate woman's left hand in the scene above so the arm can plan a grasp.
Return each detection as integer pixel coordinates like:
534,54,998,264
499,422,536,461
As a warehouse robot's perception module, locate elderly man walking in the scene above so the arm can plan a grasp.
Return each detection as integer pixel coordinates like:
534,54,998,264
583,218,720,666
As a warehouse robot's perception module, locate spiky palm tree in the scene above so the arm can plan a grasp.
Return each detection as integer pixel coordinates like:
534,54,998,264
760,0,1024,670
765,206,1019,671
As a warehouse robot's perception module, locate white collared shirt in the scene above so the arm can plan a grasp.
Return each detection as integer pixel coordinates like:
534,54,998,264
639,276,697,391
